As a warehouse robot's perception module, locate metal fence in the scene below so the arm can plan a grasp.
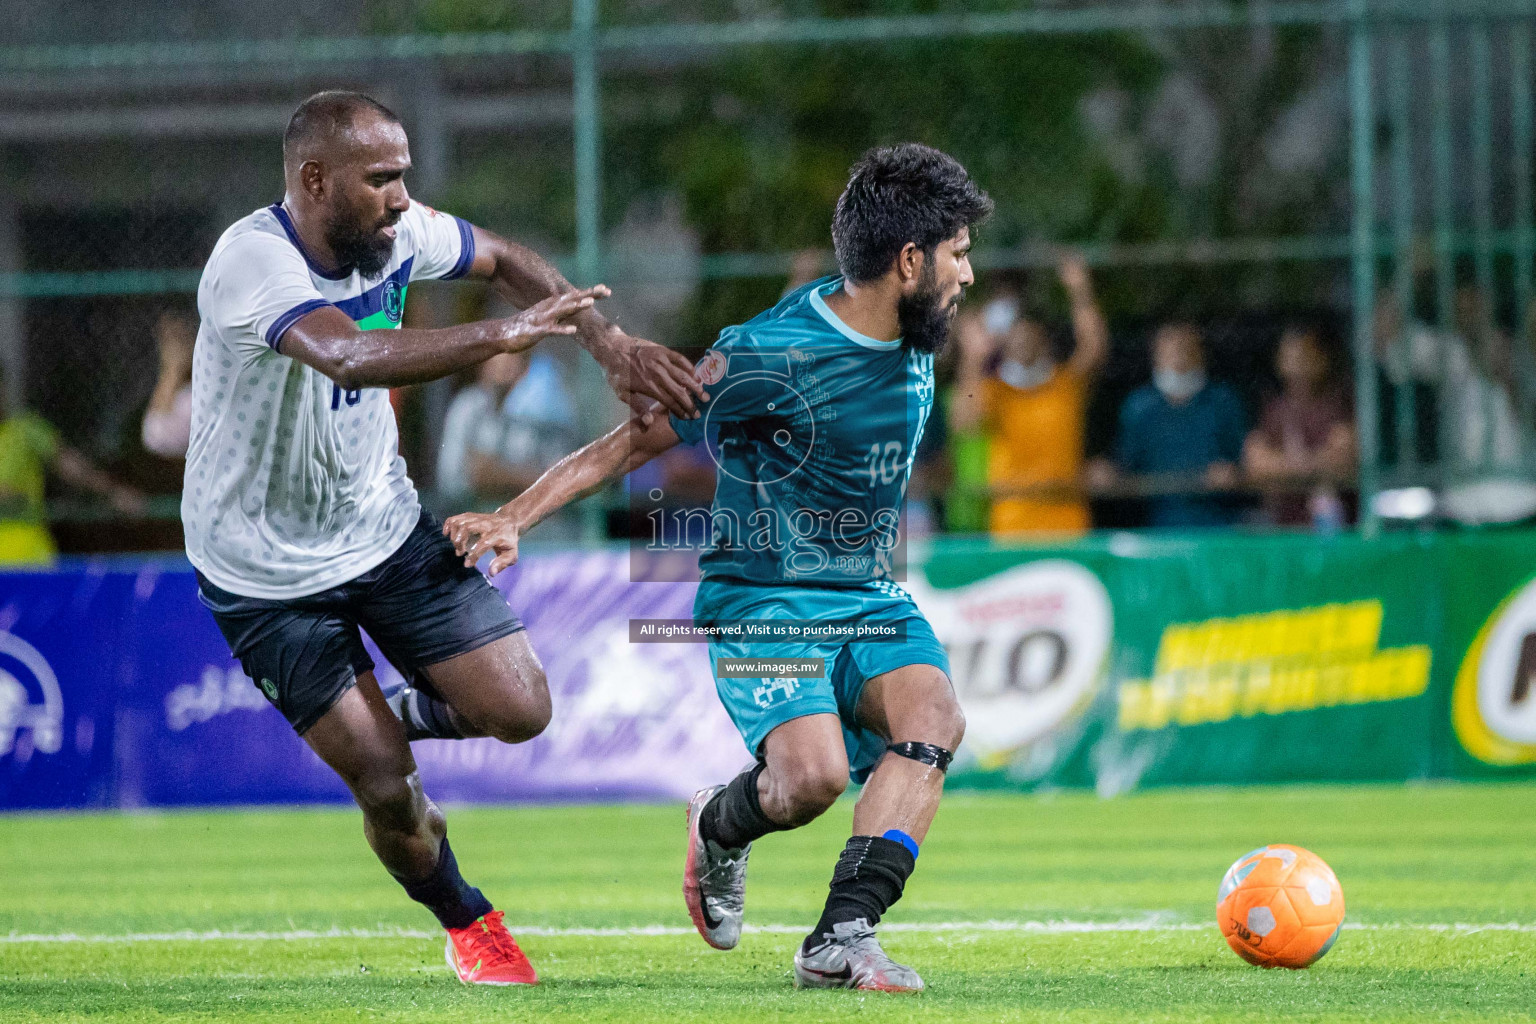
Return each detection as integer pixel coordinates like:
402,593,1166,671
5,0,1536,540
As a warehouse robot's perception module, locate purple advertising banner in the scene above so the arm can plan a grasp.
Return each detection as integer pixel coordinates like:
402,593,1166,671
399,551,747,803
0,551,747,810
0,567,126,809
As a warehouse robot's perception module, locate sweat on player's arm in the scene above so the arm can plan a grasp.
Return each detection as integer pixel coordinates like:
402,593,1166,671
444,403,681,574
277,284,606,389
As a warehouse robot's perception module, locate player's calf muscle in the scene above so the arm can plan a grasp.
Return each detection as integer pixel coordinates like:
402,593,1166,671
357,773,444,880
353,767,428,829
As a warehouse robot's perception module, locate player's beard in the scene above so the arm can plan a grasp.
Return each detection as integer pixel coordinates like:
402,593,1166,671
324,198,398,280
898,263,962,354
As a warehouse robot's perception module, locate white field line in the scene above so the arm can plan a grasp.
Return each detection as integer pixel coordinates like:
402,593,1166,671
4,920,1536,944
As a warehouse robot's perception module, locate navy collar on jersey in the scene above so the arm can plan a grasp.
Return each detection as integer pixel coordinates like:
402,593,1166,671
269,202,355,281
332,257,414,323
809,280,902,350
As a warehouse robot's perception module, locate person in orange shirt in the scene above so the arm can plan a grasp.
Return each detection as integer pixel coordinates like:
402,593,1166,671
950,254,1108,535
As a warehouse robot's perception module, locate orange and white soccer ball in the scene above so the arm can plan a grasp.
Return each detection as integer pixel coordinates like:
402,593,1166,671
1216,844,1345,969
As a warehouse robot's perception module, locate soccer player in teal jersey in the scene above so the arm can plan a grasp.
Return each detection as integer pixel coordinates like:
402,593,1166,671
446,144,992,992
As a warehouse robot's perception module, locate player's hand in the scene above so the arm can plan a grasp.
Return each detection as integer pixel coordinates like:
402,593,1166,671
607,336,707,421
1057,251,1092,296
443,512,523,576
498,285,611,353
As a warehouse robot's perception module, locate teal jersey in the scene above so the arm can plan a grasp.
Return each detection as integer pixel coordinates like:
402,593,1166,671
670,277,935,585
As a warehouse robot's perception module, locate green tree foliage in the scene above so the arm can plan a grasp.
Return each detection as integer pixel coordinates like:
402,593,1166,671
605,2,1166,340
366,2,1338,341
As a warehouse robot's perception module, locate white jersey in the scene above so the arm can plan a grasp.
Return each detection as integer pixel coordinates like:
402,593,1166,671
183,200,476,599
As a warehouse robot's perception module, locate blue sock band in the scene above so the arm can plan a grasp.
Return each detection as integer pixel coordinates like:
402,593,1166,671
881,829,920,860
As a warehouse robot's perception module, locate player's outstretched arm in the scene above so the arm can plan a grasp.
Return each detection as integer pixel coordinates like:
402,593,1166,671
444,408,682,575
465,225,707,420
280,286,605,389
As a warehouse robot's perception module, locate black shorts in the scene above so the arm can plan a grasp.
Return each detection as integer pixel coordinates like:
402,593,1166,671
197,508,525,734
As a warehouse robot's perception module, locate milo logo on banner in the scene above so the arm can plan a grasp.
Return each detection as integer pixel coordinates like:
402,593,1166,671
907,561,1113,771
1454,577,1536,765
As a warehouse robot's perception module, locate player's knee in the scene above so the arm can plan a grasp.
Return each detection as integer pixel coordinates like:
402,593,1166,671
941,697,966,751
476,666,552,744
905,685,966,752
479,707,549,745
778,761,848,825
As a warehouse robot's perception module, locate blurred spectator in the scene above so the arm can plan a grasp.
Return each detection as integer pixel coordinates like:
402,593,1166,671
950,254,1108,535
1095,322,1246,528
141,311,197,459
437,350,582,537
1439,285,1536,523
783,248,833,296
1372,286,1445,470
941,320,990,534
1243,323,1356,529
1371,281,1528,474
1371,282,1536,523
943,423,990,533
1448,284,1527,469
1518,295,1536,412
0,369,146,565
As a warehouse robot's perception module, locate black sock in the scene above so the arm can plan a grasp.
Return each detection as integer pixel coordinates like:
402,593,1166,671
802,835,916,954
698,762,785,850
399,687,465,741
399,836,494,929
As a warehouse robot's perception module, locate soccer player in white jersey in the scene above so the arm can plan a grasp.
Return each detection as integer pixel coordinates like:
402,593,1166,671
185,91,704,986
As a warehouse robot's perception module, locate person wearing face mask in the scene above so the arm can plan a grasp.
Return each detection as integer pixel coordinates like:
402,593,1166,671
1099,321,1246,528
949,254,1107,535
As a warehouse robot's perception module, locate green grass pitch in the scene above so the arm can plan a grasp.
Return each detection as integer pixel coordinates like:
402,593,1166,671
3,783,1534,1022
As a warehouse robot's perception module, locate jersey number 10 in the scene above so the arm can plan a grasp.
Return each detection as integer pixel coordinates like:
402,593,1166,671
866,441,905,486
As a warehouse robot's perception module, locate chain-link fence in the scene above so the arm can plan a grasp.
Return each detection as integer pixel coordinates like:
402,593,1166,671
4,0,1536,552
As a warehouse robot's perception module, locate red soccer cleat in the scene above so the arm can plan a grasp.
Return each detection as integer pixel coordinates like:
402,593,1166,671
444,910,539,985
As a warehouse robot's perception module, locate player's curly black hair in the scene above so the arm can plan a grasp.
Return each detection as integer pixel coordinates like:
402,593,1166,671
832,143,993,284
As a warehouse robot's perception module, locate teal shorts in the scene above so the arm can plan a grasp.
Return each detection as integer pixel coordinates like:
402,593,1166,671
695,578,952,783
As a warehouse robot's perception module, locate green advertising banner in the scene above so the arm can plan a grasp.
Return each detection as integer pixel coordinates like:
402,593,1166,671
908,530,1536,792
